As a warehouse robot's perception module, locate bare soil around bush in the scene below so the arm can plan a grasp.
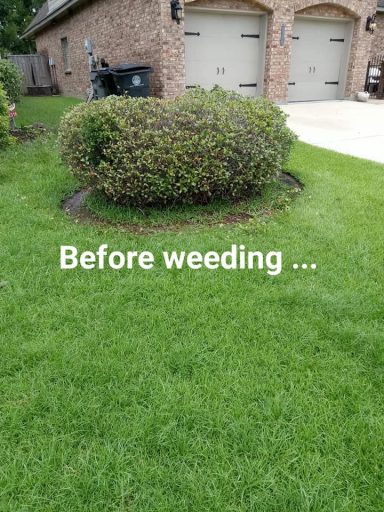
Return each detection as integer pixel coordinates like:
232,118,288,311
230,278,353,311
62,173,302,234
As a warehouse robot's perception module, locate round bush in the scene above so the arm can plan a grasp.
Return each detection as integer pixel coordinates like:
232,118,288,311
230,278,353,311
0,83,13,149
0,60,23,104
59,88,296,207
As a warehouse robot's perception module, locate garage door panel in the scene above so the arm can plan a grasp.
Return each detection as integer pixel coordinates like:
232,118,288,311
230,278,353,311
186,12,260,37
221,63,260,96
187,38,248,61
289,82,340,102
231,84,258,97
186,60,222,90
185,10,264,97
289,18,351,102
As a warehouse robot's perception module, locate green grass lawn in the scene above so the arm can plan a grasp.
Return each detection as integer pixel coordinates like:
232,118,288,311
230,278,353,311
15,96,80,130
1,97,383,512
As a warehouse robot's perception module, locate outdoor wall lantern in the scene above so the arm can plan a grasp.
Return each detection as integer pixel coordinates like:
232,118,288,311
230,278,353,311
170,0,183,24
366,14,377,34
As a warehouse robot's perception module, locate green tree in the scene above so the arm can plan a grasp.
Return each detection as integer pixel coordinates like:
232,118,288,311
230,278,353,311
0,0,45,56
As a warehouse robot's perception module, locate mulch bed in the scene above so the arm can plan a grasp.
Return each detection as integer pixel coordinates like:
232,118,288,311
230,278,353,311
62,173,302,234
11,123,47,143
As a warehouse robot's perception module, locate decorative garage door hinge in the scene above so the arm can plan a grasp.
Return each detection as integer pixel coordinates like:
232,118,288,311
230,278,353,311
239,83,257,88
241,34,260,38
292,36,300,40
325,81,339,85
288,82,296,86
185,32,200,36
330,38,345,42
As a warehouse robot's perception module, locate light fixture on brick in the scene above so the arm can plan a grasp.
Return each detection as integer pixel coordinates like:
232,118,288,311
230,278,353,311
170,0,183,24
366,14,377,34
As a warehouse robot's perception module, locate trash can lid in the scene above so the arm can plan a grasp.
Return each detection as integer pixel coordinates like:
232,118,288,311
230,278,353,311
109,64,153,74
97,67,112,76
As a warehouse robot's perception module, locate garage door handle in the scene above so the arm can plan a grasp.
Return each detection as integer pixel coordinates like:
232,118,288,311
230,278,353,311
239,83,257,88
309,66,312,73
217,67,220,75
222,67,225,75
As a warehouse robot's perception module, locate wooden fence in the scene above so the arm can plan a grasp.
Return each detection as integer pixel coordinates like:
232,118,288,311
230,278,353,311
8,54,53,95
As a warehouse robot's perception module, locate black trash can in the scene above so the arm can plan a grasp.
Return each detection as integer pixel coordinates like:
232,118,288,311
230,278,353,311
109,64,153,97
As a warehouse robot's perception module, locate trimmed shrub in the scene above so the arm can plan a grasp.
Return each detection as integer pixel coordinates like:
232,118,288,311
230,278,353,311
59,88,296,207
0,83,12,149
0,60,23,104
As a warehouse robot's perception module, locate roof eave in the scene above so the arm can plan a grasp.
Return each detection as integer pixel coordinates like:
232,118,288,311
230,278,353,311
22,0,83,39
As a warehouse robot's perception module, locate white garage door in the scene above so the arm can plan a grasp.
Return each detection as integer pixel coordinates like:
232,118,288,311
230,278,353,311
288,18,352,102
185,10,265,97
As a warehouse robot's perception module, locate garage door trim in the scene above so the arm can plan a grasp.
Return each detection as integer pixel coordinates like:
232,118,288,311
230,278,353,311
295,14,355,22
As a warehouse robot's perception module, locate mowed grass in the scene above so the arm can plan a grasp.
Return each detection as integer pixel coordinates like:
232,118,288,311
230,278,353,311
15,96,80,129
0,98,384,512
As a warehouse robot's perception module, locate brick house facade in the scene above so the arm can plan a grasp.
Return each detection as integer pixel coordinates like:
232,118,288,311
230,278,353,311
24,0,380,102
372,11,384,56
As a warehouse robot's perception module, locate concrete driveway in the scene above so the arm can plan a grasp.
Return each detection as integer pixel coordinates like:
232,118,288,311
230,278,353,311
281,100,384,163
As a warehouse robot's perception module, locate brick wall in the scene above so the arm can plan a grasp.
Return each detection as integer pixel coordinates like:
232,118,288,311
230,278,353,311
34,0,377,101
372,12,384,56
158,0,186,98
36,0,162,98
